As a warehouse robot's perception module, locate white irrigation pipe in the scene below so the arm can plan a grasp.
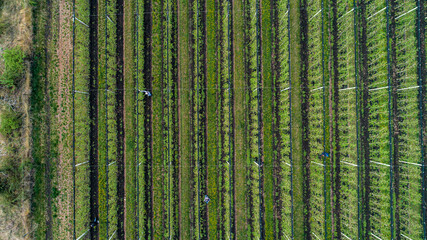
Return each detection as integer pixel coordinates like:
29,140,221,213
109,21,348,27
342,233,353,240
396,7,417,20
339,87,356,91
107,15,115,25
108,230,117,240
281,87,290,92
285,162,291,167
75,161,89,167
342,161,358,167
309,9,322,21
108,161,116,167
371,233,383,240
397,85,419,91
312,161,324,167
371,161,390,167
369,86,388,92
399,161,422,167
76,229,89,240
75,17,89,28
338,8,354,20
312,232,321,240
367,7,386,20
401,233,414,240
74,90,89,95
311,86,323,92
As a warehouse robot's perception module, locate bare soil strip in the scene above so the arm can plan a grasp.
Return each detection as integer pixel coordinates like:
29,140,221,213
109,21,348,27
89,0,99,239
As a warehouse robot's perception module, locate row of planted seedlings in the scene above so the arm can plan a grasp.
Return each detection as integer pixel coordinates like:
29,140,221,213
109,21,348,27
98,0,119,237
243,0,263,237
271,0,293,238
394,0,425,238
307,0,327,238
213,0,234,237
336,0,359,239
365,1,392,238
73,0,92,237
189,0,209,237
150,0,181,237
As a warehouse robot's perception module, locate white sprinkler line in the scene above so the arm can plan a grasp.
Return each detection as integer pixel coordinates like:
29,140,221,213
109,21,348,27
401,233,414,240
399,161,422,167
309,9,322,21
371,233,383,240
339,87,356,91
108,230,117,240
312,232,322,240
312,161,325,167
76,229,89,240
311,86,324,92
281,87,290,92
74,90,89,94
397,85,419,91
396,7,417,20
367,7,386,20
369,86,388,92
342,161,358,167
75,161,89,167
338,8,354,20
342,233,353,240
371,161,390,167
108,161,116,167
75,18,89,28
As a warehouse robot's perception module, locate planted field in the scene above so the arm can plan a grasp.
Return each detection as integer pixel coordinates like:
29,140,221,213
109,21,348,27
29,0,425,239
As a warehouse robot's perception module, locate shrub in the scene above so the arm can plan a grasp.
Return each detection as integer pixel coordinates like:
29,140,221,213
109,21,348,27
0,109,21,137
0,156,21,203
0,47,25,89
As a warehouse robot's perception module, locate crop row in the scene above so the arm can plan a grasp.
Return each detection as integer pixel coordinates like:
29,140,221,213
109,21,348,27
98,0,120,237
73,0,92,237
271,0,293,238
307,0,326,238
337,0,359,239
395,1,424,238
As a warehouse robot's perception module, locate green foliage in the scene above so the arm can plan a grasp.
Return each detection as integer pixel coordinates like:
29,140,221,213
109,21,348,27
1,47,26,89
0,109,21,137
0,156,21,204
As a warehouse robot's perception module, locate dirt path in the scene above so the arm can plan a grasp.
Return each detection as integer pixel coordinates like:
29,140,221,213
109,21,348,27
89,0,99,239
56,1,73,238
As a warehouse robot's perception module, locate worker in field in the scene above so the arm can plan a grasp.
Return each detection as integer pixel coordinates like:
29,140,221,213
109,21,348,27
319,152,330,158
204,195,210,204
90,217,99,228
139,90,152,96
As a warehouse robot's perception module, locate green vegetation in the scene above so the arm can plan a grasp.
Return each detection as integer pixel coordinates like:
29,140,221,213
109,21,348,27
0,47,25,89
0,109,20,136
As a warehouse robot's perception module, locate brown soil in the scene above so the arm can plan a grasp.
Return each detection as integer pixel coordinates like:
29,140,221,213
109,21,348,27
56,1,73,239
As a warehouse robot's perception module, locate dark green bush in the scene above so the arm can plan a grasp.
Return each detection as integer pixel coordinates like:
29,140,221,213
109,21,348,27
1,47,25,89
0,109,20,136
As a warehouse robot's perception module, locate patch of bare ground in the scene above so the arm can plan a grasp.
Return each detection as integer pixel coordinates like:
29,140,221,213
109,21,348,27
55,1,73,239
